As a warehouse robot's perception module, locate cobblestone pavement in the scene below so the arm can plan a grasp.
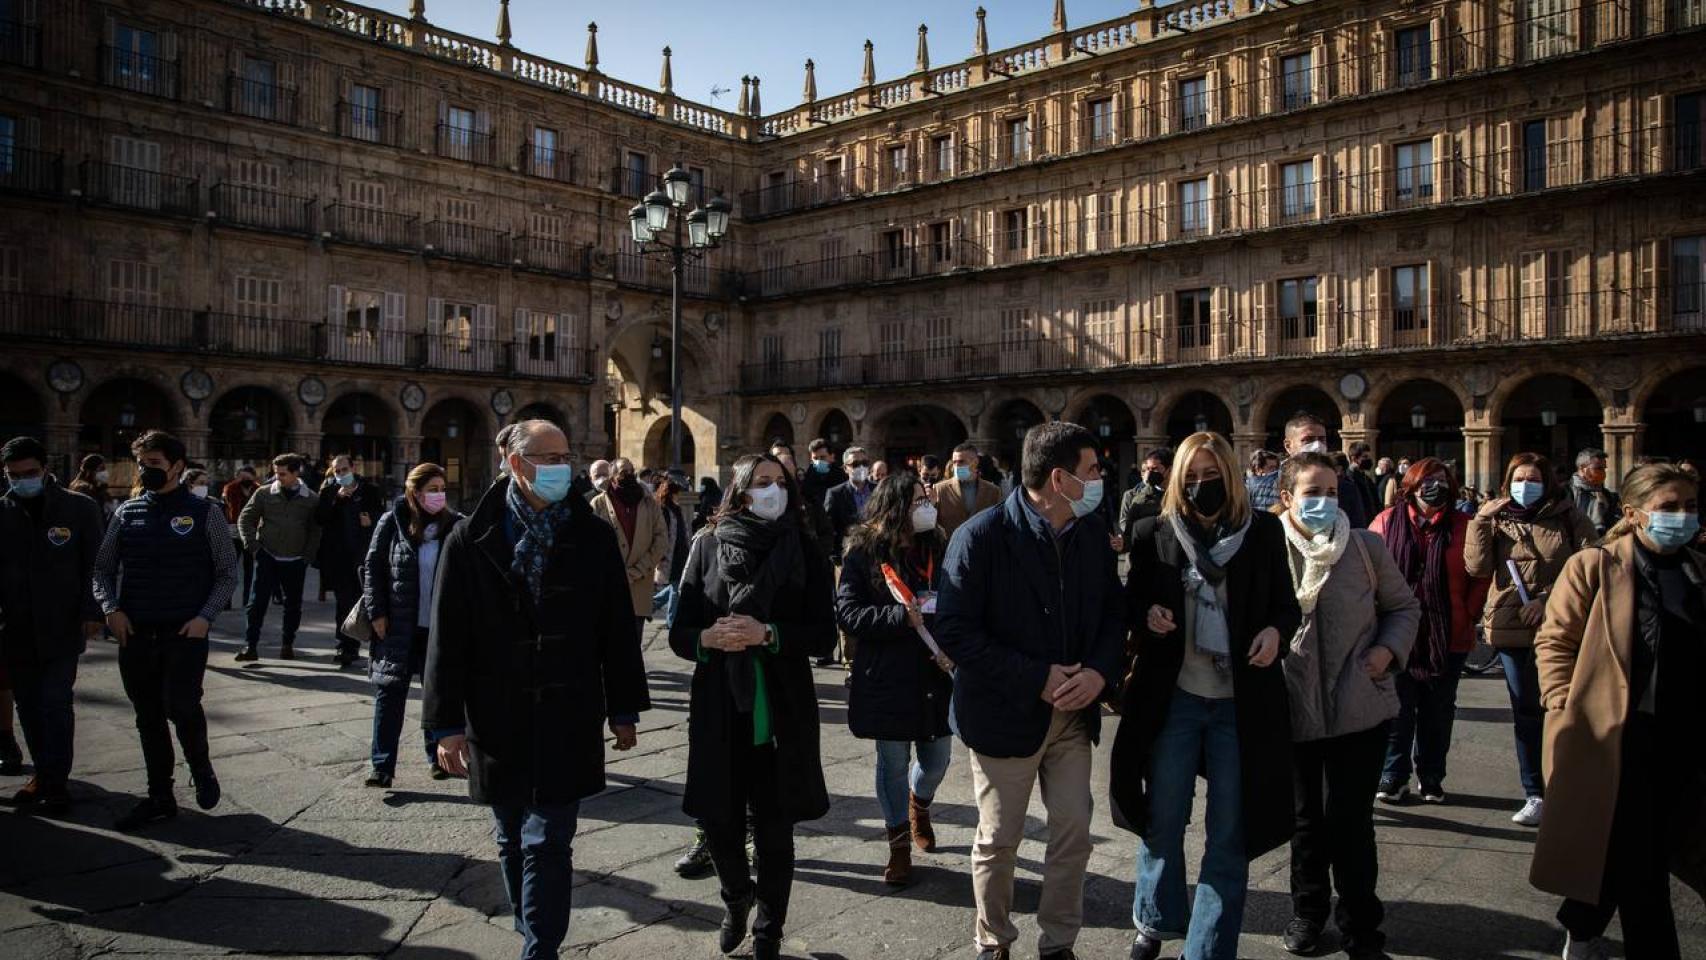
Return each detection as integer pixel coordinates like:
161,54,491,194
1,580,1701,960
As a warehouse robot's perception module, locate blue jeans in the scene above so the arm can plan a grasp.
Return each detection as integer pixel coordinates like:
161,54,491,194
1382,651,1468,789
491,802,580,960
1134,692,1246,960
369,627,436,776
1499,648,1545,798
244,552,306,650
874,737,953,829
652,584,681,627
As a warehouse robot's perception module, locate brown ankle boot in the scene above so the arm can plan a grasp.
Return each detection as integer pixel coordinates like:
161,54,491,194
882,825,912,885
909,793,936,852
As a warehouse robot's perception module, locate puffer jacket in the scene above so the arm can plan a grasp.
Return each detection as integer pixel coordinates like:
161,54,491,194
1280,527,1422,742
237,480,321,560
1463,497,1598,648
362,498,464,677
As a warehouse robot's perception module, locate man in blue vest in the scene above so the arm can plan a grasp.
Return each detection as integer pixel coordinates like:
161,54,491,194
93,430,239,831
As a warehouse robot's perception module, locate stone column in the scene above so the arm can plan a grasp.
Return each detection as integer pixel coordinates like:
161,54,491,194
392,435,422,490
47,420,80,482
1601,422,1643,492
1230,430,1267,470
1340,425,1377,454
1460,423,1501,495
178,427,212,465
286,432,321,461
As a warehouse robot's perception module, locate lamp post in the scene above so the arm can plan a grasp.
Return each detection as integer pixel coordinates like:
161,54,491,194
628,165,731,474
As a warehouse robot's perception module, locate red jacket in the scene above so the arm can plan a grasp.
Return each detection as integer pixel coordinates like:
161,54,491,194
221,478,256,526
1369,504,1491,654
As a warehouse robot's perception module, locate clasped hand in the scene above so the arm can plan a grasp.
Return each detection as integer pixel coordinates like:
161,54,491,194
1041,662,1106,711
702,613,768,653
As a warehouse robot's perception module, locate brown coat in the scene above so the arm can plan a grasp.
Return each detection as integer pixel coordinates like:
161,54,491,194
930,476,1003,540
1529,535,1706,904
1463,498,1597,648
591,492,669,617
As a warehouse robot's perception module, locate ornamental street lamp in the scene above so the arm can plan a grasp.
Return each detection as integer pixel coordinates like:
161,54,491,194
1410,404,1428,431
627,164,731,474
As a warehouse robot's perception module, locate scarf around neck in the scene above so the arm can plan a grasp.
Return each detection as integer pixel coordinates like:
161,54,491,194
1386,502,1453,680
1168,511,1252,670
1282,510,1351,616
506,481,572,602
712,511,806,716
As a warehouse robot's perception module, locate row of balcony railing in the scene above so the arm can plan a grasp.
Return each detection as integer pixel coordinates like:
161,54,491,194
739,120,1705,299
743,0,1706,216
0,291,595,381
736,287,1706,393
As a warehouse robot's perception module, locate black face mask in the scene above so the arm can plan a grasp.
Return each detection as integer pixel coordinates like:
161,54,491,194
1187,477,1227,516
1357,457,1374,472
1418,478,1453,508
139,466,171,492
1144,470,1165,490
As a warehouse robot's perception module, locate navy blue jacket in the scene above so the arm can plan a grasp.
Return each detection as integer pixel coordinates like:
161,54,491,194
934,488,1127,758
95,487,236,627
362,498,463,671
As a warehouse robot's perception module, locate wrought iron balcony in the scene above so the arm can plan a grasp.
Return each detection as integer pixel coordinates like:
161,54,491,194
210,183,314,234
521,142,577,183
227,75,299,125
321,203,417,249
435,123,494,165
424,220,510,265
78,161,198,216
101,46,178,99
337,100,404,148
0,146,63,196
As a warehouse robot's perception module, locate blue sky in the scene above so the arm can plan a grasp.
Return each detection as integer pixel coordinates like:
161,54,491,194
366,0,1144,111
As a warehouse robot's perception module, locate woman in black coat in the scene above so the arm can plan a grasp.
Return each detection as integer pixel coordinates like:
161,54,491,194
1111,432,1303,960
668,453,835,960
835,471,952,887
361,463,462,787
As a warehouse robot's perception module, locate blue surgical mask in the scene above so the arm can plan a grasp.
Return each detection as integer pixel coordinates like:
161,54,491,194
1068,475,1104,519
1645,510,1701,551
1510,480,1545,508
1295,496,1339,533
336,471,356,487
954,465,975,483
527,462,573,504
9,476,43,498
811,460,830,474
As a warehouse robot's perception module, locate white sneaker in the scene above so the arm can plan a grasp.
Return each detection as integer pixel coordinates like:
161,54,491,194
1562,933,1611,960
1512,796,1544,827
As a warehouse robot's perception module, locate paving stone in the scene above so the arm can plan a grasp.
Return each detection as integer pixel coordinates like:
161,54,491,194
101,897,430,954
190,852,464,900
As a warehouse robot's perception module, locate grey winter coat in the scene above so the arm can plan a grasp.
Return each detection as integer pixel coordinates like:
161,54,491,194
237,480,322,560
1280,528,1422,742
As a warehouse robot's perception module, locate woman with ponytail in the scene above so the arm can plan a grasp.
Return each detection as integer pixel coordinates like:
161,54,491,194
361,462,463,787
1368,458,1490,805
1529,463,1705,959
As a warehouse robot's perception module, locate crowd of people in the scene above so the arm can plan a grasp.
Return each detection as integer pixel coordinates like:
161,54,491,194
0,416,1701,960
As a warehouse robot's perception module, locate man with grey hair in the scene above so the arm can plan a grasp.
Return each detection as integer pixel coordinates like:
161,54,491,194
1569,447,1620,537
425,419,649,960
590,456,668,640
586,459,612,503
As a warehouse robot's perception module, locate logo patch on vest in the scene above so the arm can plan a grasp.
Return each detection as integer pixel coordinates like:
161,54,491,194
46,527,71,546
170,515,196,536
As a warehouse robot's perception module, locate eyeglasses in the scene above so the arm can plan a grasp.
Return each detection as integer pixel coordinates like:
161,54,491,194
522,453,573,467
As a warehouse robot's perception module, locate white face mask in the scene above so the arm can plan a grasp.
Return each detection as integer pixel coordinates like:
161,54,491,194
850,466,871,485
190,485,209,499
1298,440,1328,455
96,470,109,483
910,502,939,533
747,482,788,521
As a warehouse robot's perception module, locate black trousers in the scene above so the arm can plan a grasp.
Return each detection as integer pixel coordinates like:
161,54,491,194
117,625,211,799
1557,713,1680,959
1292,721,1391,951
703,742,795,947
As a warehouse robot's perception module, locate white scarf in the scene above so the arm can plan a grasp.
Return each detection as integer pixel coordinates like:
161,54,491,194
1281,510,1350,615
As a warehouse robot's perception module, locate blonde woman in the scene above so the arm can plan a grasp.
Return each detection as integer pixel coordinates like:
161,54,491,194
1530,463,1705,960
1111,432,1302,960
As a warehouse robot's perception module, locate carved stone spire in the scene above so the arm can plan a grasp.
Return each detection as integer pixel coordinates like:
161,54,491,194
738,76,750,115
750,76,762,116
408,0,425,20
915,24,930,73
659,46,673,95
496,0,512,46
802,58,816,103
1052,0,1067,32
861,40,875,87
974,7,989,57
584,22,600,73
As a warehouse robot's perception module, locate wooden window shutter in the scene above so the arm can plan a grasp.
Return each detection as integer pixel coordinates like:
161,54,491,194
1432,133,1451,201
1258,53,1274,115
427,297,444,335
1368,142,1385,214
326,284,346,335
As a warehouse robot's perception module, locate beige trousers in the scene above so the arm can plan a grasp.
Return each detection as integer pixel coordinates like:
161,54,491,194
968,709,1095,953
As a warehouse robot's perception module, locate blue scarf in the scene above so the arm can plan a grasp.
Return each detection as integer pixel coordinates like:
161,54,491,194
506,482,571,601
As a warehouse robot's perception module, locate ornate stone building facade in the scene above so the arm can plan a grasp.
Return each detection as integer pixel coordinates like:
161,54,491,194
2,0,1703,501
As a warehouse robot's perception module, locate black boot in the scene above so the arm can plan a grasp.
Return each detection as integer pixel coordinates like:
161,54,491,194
191,763,221,811
718,891,754,955
675,829,714,878
115,795,179,831
0,730,21,775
